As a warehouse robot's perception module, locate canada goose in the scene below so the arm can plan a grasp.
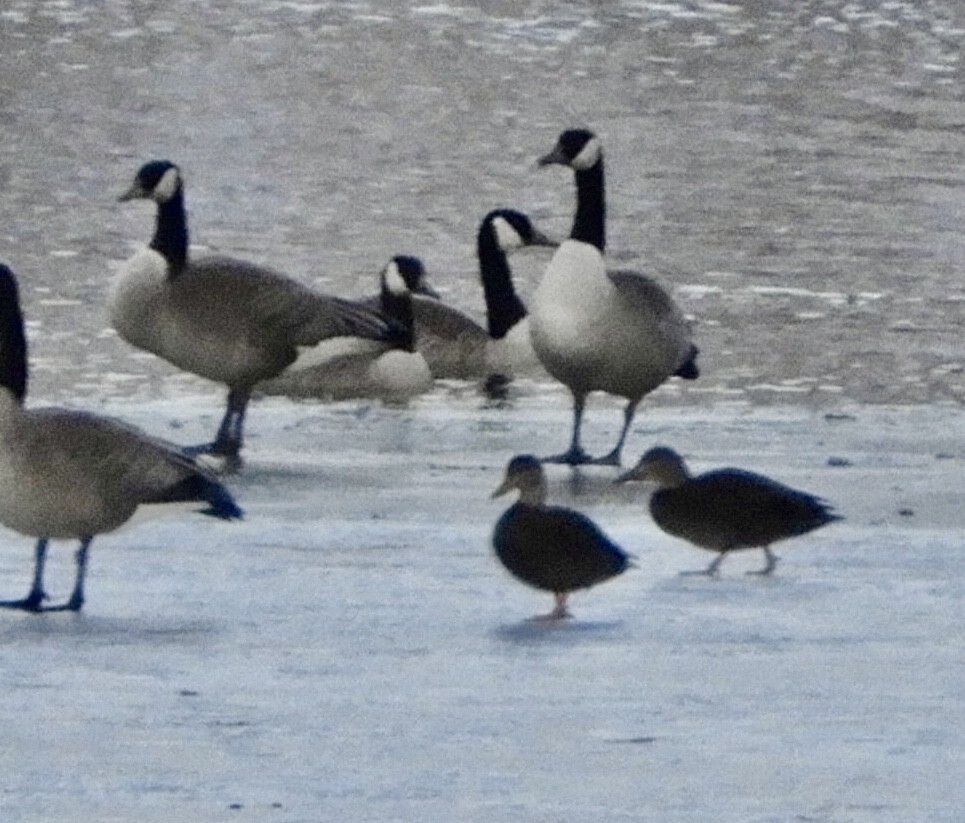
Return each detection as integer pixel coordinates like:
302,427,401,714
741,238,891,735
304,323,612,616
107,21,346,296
114,160,403,461
0,263,242,612
258,256,433,403
368,212,554,391
476,209,555,396
616,446,841,576
491,454,631,620
360,255,440,306
530,128,699,466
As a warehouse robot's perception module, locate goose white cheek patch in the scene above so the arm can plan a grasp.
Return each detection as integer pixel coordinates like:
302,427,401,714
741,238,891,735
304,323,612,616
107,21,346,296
153,166,181,203
382,260,408,296
492,216,524,252
571,137,602,171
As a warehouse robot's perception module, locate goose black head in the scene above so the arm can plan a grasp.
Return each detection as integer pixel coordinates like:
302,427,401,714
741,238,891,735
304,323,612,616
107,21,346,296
538,128,602,172
481,209,556,252
119,160,183,204
387,255,439,298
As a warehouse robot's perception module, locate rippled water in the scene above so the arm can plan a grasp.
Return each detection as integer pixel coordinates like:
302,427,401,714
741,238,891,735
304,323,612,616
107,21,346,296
1,0,963,405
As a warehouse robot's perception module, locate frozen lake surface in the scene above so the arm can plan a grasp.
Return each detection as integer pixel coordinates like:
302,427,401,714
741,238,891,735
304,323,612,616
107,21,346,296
0,1,963,821
0,394,962,822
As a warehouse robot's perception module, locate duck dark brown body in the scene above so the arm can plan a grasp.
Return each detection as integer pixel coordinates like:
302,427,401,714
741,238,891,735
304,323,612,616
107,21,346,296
618,446,841,576
492,455,631,618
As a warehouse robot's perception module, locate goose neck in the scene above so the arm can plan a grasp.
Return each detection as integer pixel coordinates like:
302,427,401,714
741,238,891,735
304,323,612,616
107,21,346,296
151,190,189,277
571,159,605,253
478,231,526,339
0,300,28,406
380,289,416,353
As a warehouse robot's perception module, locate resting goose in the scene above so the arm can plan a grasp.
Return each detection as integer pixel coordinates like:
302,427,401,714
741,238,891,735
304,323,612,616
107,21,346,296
113,160,403,462
530,128,699,466
616,446,841,576
372,211,554,392
360,255,440,306
491,454,631,620
476,209,555,396
258,256,433,403
0,263,242,612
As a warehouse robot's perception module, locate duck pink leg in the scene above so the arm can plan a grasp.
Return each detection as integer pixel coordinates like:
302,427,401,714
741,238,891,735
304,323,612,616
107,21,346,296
531,592,572,621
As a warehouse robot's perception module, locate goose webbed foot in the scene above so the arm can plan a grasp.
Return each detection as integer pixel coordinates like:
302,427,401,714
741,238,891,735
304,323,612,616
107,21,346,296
35,594,84,612
0,589,48,612
541,447,595,466
183,438,240,457
586,449,624,467
183,440,243,473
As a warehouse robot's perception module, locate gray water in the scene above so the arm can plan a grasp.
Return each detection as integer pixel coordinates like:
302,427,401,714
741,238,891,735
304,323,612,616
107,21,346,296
1,0,963,407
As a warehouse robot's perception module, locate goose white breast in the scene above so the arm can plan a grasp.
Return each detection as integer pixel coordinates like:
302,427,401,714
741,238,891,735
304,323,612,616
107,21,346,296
530,128,699,466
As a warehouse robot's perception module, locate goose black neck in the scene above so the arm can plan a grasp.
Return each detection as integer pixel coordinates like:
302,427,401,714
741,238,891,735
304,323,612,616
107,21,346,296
0,270,28,403
478,230,527,339
380,289,416,353
151,189,189,277
571,159,605,252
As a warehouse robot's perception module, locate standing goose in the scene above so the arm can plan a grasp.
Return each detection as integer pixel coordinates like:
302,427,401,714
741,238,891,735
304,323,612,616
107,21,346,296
0,264,242,613
616,446,841,576
258,255,433,403
492,454,631,620
113,160,403,461
530,128,699,466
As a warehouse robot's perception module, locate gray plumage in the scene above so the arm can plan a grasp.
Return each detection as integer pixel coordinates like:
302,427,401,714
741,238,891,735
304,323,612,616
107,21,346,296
530,129,699,466
113,160,402,461
0,263,241,612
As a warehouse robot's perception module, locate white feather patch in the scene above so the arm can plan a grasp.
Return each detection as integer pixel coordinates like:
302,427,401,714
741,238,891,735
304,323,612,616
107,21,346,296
382,260,408,296
287,336,388,373
571,137,602,171
491,216,523,252
153,166,182,203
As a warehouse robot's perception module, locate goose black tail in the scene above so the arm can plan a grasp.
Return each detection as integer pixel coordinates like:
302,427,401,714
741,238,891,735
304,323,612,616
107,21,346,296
154,475,243,520
675,345,700,380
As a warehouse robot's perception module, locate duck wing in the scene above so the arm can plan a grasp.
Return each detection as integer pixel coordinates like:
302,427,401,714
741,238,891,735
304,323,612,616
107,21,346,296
653,469,838,550
495,503,630,592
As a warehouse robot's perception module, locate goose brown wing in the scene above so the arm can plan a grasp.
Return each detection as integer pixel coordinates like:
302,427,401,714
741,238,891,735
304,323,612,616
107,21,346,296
28,408,239,517
182,257,402,347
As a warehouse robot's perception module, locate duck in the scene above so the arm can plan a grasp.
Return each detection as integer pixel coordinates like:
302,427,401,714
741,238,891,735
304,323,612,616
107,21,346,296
530,128,700,466
257,255,433,403
616,446,842,576
113,160,403,463
491,454,632,619
375,211,554,393
0,263,242,613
